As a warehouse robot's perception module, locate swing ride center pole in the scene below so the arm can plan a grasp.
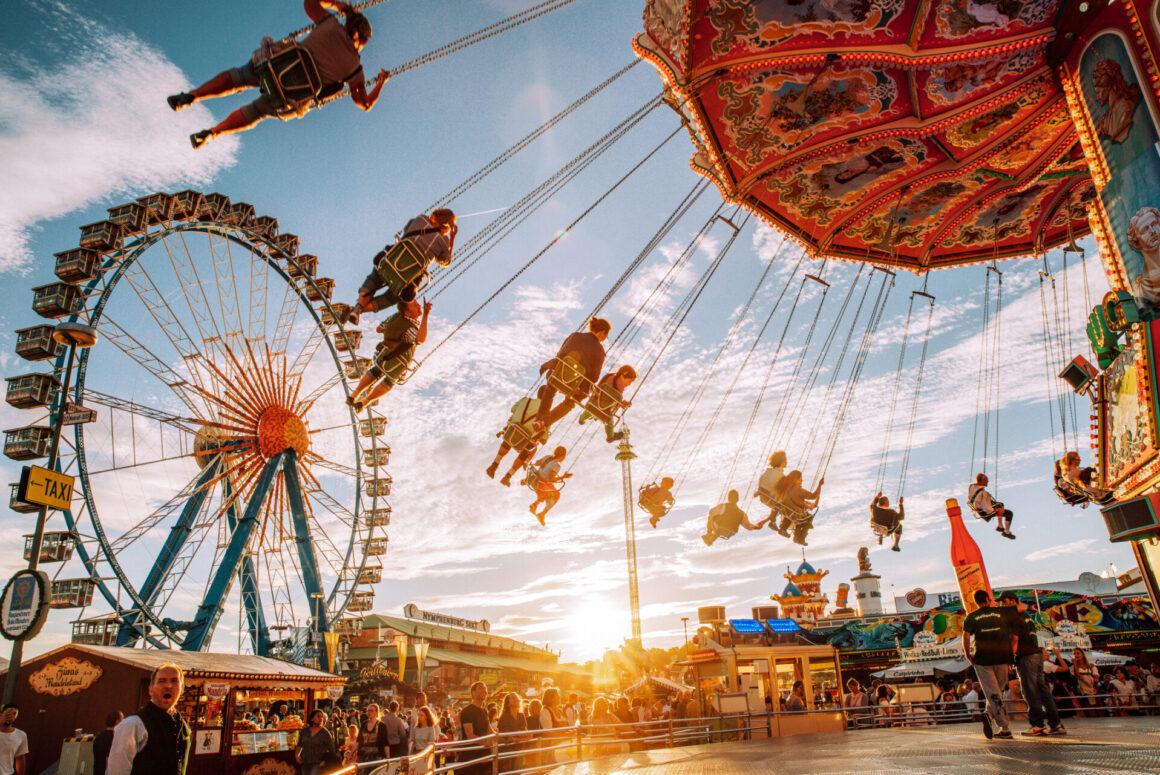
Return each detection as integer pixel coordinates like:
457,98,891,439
617,437,642,645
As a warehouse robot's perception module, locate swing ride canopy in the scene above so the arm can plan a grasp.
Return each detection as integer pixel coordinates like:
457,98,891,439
634,1,1094,272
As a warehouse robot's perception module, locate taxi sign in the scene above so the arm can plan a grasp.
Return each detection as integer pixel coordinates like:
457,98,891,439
17,465,75,510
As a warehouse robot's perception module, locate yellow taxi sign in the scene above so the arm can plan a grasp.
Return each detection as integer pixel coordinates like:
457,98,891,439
17,465,75,510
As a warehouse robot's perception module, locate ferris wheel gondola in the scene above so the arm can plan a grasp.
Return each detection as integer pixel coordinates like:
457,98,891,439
5,191,387,659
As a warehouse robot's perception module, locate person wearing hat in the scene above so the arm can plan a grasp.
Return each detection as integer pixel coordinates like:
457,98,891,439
999,591,1066,736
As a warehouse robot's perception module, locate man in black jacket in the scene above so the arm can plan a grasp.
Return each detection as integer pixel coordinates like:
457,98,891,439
107,664,190,775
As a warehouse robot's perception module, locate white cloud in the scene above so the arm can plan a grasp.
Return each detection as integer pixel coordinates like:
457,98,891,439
0,0,236,269
1025,538,1099,563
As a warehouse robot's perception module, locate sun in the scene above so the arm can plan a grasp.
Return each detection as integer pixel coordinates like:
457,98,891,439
562,600,630,660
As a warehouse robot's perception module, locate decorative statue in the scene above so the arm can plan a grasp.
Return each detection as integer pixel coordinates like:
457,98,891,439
857,546,871,572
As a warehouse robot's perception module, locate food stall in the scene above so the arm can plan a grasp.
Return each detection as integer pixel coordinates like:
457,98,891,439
2,644,344,775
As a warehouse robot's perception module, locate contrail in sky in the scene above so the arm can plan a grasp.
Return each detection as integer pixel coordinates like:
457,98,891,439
458,206,510,218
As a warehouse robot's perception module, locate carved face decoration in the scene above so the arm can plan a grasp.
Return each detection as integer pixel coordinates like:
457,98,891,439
1128,206,1160,253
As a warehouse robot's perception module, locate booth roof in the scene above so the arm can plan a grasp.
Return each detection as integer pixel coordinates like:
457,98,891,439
25,644,343,683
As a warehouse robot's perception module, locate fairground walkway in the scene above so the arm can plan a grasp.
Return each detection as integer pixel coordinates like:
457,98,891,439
545,717,1160,774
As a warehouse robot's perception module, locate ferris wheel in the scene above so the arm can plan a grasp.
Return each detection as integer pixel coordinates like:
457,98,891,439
5,191,388,660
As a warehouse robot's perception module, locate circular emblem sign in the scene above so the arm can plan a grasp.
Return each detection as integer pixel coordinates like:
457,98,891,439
0,570,50,641
905,588,928,609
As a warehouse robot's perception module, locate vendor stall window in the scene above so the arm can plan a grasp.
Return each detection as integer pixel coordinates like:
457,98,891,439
808,657,840,709
773,658,803,706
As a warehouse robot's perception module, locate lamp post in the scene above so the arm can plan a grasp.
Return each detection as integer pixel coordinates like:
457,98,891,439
3,322,98,706
310,592,324,669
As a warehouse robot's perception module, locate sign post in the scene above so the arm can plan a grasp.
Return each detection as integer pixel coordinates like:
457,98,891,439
3,321,97,707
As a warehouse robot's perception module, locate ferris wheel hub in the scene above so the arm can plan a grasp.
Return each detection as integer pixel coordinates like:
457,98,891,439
257,406,309,459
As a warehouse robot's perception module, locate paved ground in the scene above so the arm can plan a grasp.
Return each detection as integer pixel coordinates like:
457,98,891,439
547,718,1160,774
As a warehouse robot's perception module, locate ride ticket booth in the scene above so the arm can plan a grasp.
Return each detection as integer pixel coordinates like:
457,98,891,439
2,644,344,775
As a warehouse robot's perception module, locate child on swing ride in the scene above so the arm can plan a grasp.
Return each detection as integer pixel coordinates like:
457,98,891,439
639,477,675,528
525,446,573,526
345,299,430,412
172,0,389,148
869,492,904,552
577,365,636,442
486,387,551,487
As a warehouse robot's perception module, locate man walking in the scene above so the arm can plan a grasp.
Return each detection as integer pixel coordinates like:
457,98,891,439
382,701,409,758
0,704,28,775
962,590,1015,739
998,591,1066,736
108,664,190,775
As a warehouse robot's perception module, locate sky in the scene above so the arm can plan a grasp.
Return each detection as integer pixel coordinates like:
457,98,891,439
0,0,1140,665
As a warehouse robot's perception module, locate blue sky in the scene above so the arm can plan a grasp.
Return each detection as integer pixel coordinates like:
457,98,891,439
0,0,1138,663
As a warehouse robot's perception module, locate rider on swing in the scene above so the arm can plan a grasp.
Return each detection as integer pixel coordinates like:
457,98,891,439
1055,451,1115,506
771,470,823,546
172,1,388,148
869,492,904,552
347,210,457,323
487,386,550,487
755,450,788,521
345,299,431,412
526,446,572,526
702,489,764,547
967,473,1015,539
639,477,675,528
577,365,636,442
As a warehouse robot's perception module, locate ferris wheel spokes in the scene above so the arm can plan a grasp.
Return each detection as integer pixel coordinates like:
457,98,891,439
182,450,286,652
95,316,208,417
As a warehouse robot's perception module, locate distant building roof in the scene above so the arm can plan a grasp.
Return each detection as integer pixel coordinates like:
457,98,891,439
796,560,816,575
781,581,803,597
360,614,555,659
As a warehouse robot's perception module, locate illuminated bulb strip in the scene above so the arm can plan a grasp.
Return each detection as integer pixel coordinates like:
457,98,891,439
1059,63,1110,190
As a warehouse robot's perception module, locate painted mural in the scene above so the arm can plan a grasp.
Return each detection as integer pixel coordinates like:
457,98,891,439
635,1,1089,269
1079,33,1160,320
799,592,1159,656
1104,336,1155,485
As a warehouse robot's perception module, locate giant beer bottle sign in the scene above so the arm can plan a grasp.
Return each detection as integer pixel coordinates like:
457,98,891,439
946,498,993,613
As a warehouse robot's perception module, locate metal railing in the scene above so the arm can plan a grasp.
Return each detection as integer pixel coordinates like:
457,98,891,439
332,693,1160,773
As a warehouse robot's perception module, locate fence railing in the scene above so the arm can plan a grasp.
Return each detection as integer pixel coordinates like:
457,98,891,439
332,692,1160,773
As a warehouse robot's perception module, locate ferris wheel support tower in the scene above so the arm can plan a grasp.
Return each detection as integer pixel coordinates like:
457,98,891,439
616,433,642,645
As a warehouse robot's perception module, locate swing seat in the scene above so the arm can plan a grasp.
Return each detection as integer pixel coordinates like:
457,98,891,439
374,240,432,297
254,44,324,118
758,493,815,525
502,420,543,451
524,464,564,495
546,353,588,398
583,383,624,425
870,521,892,537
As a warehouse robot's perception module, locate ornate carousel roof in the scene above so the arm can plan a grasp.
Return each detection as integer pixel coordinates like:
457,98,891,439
634,0,1094,272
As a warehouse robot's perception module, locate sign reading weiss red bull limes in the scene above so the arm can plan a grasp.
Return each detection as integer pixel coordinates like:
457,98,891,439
946,498,993,613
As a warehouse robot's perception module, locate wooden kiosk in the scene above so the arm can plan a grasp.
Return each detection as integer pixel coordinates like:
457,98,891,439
686,641,845,737
2,644,344,775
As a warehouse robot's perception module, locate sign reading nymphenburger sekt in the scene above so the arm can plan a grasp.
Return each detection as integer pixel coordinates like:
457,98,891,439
0,570,50,641
403,603,490,632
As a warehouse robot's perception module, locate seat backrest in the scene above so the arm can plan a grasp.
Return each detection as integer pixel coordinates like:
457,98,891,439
375,240,431,293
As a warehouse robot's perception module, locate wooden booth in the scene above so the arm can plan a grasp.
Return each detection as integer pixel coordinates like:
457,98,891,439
685,642,845,737
2,644,344,775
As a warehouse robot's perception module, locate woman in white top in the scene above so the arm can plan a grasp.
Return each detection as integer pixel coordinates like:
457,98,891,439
410,706,439,752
